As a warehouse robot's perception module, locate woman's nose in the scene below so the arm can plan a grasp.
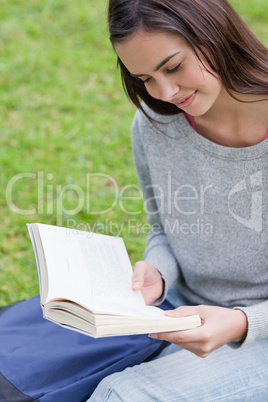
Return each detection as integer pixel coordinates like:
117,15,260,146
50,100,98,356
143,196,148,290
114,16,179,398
159,81,180,102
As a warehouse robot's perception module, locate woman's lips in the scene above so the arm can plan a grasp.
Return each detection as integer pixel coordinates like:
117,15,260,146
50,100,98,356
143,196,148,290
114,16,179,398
175,91,197,108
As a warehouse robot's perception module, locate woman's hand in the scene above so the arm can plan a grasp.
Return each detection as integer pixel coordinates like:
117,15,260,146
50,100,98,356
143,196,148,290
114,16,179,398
149,305,248,358
132,261,164,305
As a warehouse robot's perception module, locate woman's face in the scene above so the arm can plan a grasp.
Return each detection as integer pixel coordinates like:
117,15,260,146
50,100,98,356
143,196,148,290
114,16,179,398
114,31,224,117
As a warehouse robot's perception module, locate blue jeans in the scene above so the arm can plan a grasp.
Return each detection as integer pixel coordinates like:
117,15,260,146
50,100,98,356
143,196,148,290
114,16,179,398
88,286,268,401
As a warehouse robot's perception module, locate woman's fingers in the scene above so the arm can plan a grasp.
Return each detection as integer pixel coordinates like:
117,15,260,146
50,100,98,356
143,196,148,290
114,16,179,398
132,261,164,304
132,261,147,290
149,305,248,358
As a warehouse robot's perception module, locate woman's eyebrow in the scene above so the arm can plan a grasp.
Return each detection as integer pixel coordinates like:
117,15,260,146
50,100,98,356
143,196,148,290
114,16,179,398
130,51,181,77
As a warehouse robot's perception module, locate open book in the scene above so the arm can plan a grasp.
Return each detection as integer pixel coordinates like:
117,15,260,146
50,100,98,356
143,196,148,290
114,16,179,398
28,223,201,337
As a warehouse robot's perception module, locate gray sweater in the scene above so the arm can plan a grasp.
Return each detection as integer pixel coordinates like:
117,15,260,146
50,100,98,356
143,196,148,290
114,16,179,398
131,106,268,347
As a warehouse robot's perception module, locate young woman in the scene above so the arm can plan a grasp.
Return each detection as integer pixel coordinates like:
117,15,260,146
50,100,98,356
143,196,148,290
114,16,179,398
89,0,268,400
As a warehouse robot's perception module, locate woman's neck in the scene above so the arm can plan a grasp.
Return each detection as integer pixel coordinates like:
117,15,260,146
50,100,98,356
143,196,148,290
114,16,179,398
194,91,268,147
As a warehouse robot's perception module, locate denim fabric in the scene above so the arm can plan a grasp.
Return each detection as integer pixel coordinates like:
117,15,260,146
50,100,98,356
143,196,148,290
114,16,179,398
88,287,268,402
88,339,268,401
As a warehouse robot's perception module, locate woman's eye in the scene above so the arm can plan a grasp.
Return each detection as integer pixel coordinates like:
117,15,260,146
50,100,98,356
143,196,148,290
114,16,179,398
140,62,182,84
141,77,152,84
167,62,182,74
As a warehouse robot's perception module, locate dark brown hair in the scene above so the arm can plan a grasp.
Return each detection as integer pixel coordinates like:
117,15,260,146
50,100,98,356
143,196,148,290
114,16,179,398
108,0,268,116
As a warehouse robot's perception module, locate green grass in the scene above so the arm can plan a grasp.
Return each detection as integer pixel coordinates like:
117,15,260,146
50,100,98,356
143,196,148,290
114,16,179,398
0,0,267,306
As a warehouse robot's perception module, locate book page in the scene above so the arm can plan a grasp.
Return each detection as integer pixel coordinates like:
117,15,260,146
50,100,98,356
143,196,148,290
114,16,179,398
31,224,146,313
78,239,135,297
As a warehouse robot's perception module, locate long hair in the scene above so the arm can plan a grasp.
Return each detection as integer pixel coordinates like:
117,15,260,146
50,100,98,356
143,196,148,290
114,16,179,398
108,0,268,117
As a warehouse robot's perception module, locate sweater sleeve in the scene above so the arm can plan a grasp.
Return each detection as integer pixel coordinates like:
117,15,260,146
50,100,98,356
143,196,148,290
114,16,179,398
229,301,268,348
131,110,180,300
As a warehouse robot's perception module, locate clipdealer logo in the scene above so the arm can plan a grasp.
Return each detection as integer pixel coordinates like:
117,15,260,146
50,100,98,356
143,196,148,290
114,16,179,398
5,170,264,234
228,171,263,233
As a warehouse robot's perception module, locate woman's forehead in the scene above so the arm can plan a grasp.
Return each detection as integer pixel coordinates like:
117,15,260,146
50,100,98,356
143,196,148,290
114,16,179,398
114,31,187,73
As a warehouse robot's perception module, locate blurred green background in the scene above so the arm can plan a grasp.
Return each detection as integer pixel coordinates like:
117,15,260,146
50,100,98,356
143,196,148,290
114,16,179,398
0,0,267,305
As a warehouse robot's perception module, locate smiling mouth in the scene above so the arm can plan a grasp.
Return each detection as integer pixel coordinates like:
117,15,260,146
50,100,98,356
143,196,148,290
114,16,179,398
175,91,197,108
